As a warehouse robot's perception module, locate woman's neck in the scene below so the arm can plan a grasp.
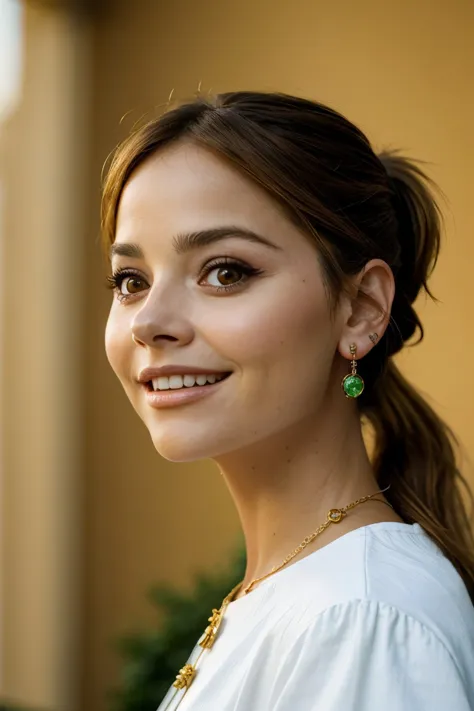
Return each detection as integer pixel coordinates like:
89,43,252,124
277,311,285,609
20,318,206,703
215,407,402,596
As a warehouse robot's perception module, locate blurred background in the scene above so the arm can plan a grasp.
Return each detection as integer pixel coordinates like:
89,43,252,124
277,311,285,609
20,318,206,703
0,0,473,709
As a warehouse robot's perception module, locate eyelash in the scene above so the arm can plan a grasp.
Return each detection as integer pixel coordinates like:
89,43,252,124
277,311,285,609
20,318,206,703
105,257,263,303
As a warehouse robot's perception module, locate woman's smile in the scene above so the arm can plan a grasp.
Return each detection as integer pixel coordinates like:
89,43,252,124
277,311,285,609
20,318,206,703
141,371,233,409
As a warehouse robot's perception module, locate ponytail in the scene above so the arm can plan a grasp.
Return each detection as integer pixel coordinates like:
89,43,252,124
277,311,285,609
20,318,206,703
363,152,474,601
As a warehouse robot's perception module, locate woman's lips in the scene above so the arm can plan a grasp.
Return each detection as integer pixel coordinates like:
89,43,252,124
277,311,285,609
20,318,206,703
142,373,232,409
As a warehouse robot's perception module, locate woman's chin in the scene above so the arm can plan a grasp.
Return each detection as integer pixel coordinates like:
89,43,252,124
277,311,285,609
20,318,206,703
148,431,216,463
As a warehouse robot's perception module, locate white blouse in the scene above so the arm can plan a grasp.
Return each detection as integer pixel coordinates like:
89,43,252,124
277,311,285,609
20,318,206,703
157,521,474,710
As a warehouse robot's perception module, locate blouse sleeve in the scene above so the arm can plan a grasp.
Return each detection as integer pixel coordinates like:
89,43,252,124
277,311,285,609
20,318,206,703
271,599,474,711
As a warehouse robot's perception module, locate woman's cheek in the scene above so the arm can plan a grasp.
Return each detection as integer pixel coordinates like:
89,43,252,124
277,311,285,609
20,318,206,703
104,310,129,377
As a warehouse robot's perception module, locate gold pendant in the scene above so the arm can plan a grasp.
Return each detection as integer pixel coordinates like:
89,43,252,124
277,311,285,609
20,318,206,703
199,607,223,649
173,663,196,690
327,508,345,523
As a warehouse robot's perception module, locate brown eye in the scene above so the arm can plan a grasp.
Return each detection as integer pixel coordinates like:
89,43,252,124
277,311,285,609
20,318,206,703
204,263,247,289
121,276,146,295
215,266,241,286
200,258,262,293
106,269,150,301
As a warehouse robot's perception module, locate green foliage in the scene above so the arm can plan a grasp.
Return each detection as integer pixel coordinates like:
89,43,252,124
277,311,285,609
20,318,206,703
108,545,246,711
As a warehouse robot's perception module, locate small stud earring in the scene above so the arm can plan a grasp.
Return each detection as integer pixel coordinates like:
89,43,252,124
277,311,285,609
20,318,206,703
342,344,365,399
369,333,379,345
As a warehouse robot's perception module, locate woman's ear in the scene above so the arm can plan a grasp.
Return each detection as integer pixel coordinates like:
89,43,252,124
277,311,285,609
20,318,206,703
337,259,395,360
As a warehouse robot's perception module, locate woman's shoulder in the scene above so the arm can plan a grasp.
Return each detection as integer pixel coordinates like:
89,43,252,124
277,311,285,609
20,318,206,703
361,521,474,641
269,521,473,653
293,521,471,606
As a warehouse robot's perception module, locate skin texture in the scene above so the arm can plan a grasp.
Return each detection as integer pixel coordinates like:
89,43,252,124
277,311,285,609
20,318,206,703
105,141,403,599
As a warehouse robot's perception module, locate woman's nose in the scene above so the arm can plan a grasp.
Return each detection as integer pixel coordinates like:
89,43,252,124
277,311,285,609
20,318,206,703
131,318,181,347
130,293,194,348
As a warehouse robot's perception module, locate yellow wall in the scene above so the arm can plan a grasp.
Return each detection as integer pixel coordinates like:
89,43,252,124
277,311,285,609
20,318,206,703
85,1,474,709
0,3,89,708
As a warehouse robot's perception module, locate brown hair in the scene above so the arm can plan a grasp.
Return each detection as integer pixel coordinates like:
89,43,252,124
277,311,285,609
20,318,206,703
101,91,474,601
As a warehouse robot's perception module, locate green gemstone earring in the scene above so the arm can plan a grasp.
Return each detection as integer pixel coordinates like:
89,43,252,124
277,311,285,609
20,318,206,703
342,344,365,398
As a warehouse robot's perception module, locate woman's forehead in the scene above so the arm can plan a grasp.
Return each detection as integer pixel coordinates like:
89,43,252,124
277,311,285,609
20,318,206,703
115,142,302,249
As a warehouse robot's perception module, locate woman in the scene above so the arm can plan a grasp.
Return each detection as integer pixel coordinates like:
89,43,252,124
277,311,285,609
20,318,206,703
102,92,474,710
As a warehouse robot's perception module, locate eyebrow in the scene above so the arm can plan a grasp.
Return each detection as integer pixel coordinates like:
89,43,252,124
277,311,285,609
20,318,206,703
109,226,282,260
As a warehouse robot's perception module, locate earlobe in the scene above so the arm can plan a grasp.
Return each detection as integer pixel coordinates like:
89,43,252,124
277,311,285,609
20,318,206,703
338,330,381,363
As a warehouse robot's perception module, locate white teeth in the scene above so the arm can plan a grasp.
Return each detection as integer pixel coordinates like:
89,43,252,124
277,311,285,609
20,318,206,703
169,375,186,390
153,376,171,391
150,373,227,391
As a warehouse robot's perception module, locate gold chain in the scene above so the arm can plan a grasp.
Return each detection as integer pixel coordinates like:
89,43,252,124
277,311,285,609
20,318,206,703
168,485,393,703
244,487,393,593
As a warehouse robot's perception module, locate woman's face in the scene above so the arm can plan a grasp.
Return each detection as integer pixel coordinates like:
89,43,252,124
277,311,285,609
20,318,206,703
105,141,344,462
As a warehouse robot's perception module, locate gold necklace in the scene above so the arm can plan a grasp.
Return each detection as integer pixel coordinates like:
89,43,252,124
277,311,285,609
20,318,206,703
171,485,393,698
